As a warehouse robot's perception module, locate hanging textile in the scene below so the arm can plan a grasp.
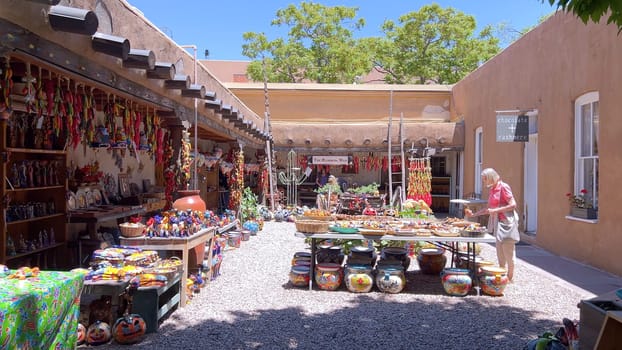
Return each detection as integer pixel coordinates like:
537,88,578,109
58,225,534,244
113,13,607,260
407,157,432,206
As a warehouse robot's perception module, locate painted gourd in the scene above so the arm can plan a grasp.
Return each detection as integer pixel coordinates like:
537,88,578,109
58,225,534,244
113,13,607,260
76,323,87,345
86,321,111,346
112,314,147,344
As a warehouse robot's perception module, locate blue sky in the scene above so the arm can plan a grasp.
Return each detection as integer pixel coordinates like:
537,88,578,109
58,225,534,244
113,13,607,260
127,1,556,61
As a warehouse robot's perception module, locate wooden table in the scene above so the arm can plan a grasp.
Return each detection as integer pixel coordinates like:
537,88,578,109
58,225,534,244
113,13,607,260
120,227,216,307
68,205,146,239
295,231,496,291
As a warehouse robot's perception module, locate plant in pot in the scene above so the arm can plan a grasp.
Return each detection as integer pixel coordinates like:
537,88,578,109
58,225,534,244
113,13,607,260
566,189,597,219
240,187,260,233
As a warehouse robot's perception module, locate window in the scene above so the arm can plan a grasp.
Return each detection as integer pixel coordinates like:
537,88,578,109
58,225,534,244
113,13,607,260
574,92,599,210
474,127,483,197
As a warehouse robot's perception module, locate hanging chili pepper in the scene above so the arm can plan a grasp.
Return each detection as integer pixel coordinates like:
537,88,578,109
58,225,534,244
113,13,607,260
2,59,13,109
134,110,142,147
44,79,55,118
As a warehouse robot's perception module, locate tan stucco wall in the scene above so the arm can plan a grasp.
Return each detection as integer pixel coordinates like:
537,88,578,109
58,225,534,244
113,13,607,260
453,12,622,275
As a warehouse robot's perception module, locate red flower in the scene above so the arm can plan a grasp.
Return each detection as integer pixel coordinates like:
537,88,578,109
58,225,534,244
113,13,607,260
580,189,588,194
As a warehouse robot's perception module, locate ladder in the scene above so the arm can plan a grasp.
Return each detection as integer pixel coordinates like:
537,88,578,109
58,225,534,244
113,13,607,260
387,105,406,207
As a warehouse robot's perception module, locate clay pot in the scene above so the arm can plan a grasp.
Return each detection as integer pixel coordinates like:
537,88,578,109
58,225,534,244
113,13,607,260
315,263,342,291
375,265,406,293
348,246,377,266
479,266,509,296
417,248,447,275
344,264,374,293
316,245,344,265
440,268,472,296
173,190,207,269
380,247,411,270
289,265,310,287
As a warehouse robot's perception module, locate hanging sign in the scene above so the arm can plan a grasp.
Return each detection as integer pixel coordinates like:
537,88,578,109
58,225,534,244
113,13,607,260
496,114,529,142
311,155,350,165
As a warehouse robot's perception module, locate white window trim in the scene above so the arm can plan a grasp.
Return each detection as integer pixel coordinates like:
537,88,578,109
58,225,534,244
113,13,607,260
474,127,483,197
569,91,599,220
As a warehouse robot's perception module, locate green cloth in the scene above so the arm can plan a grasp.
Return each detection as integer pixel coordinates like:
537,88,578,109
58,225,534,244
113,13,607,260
0,270,85,349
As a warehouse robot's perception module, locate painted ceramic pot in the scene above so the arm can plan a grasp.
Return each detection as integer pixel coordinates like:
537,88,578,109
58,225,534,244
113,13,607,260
457,256,495,275
316,245,344,265
375,265,406,294
479,266,509,296
227,232,242,249
344,264,374,293
291,252,312,267
289,265,310,287
440,268,473,296
417,248,447,275
348,246,377,267
315,263,343,291
380,247,411,271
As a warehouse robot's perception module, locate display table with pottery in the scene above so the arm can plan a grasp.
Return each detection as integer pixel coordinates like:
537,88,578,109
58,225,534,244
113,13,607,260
294,231,495,292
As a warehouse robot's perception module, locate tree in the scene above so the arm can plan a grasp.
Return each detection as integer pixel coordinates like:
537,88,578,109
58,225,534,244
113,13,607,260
242,2,374,83
372,4,500,84
544,0,622,33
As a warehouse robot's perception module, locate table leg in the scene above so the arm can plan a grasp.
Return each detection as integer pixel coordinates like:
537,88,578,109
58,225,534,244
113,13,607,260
310,238,317,291
181,248,188,306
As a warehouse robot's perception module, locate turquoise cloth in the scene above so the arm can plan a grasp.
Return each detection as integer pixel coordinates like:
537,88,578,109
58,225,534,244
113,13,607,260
0,270,85,349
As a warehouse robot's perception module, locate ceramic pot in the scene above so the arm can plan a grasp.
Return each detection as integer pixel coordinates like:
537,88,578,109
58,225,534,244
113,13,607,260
417,248,447,275
173,189,207,268
240,229,251,241
348,246,377,266
316,245,344,265
440,268,473,296
344,264,374,293
289,265,310,287
380,247,410,271
375,265,406,293
315,263,342,291
479,266,509,296
227,232,242,249
457,256,495,274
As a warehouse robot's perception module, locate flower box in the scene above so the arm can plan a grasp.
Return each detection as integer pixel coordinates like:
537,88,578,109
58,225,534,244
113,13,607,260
570,207,598,220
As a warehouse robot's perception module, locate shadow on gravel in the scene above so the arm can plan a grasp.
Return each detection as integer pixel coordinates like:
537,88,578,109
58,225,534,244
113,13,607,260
116,294,558,350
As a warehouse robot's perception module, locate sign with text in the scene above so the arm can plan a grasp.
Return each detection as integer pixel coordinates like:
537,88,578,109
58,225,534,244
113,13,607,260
311,155,350,165
496,114,529,142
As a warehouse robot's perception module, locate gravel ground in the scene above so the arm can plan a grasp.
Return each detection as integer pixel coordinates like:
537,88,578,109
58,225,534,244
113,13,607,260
98,221,586,350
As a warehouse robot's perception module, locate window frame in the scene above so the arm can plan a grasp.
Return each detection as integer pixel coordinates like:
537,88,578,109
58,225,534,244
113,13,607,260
474,126,483,197
573,91,599,210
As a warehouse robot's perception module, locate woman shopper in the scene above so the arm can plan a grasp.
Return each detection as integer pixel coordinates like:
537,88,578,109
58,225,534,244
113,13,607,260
465,168,519,282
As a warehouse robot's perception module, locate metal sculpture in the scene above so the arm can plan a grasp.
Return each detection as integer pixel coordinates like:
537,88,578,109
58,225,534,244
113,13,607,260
278,150,307,207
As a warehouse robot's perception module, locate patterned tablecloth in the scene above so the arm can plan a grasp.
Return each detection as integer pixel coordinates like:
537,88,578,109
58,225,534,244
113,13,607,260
0,270,85,349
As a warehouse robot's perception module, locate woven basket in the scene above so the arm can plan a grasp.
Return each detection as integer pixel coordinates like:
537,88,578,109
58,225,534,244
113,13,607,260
295,220,329,233
301,215,332,221
119,222,146,238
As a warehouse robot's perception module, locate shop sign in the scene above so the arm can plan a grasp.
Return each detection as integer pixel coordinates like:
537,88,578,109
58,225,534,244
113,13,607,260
311,155,350,165
496,114,529,142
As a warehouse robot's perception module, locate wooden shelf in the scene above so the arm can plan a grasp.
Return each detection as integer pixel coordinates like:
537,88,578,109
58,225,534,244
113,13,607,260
6,185,65,192
5,242,65,261
6,213,65,225
7,147,66,155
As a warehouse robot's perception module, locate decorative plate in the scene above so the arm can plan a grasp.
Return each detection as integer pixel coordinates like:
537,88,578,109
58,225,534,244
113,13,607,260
358,228,386,236
76,189,87,209
67,191,77,210
91,188,103,206
329,226,359,234
85,190,95,207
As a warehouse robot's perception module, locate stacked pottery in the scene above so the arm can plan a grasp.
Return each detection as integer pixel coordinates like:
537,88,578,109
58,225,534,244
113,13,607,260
379,247,410,271
315,263,343,291
226,232,242,249
316,245,344,265
289,252,312,287
289,265,311,287
440,268,472,296
457,255,495,274
347,246,377,267
417,247,447,275
375,265,406,293
344,264,374,293
479,266,509,296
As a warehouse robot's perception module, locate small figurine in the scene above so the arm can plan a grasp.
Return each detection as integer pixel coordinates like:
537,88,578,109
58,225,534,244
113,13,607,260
27,160,34,187
18,234,27,253
19,161,28,188
33,160,42,187
49,228,55,245
94,125,111,147
114,126,127,147
6,236,16,256
10,163,20,188
40,160,48,186
39,231,44,248
42,230,49,246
